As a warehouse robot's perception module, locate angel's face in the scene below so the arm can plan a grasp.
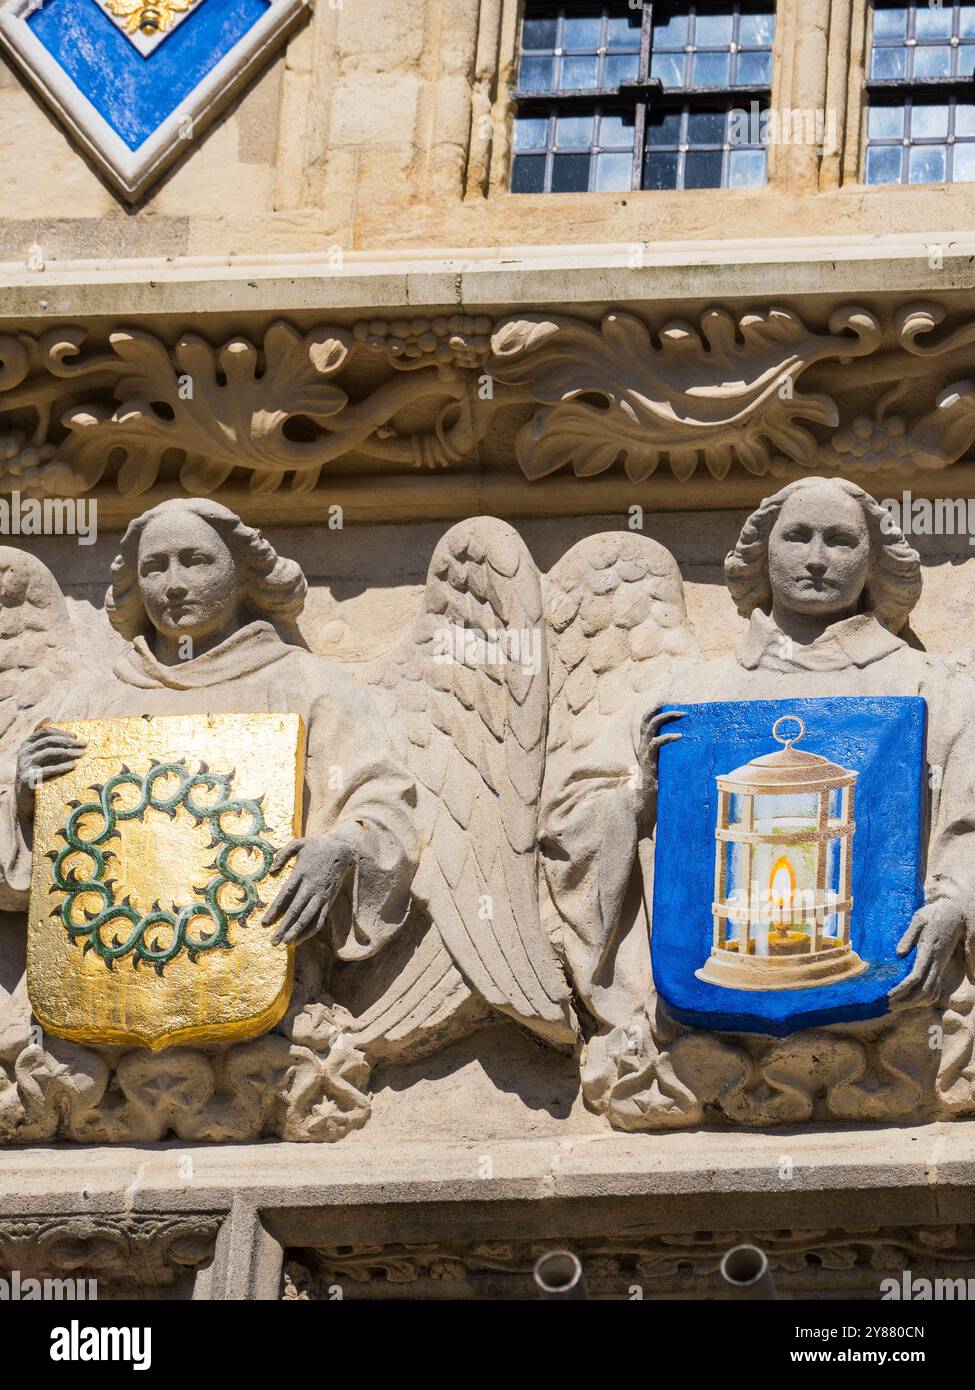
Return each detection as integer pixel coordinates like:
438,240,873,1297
137,512,239,644
767,485,871,620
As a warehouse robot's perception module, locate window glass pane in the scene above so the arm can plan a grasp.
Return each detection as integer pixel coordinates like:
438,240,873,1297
872,6,909,39
606,53,640,85
956,102,975,135
518,55,555,90
560,55,600,89
692,50,732,86
739,8,775,45
913,45,953,77
514,114,549,150
911,103,950,139
653,13,690,46
644,151,680,188
871,45,909,77
728,147,766,186
962,4,975,38
865,143,903,182
522,14,557,49
953,142,975,179
687,110,726,144
685,149,725,187
562,14,602,50
555,112,594,147
651,51,688,86
511,154,547,193
594,151,634,189
736,50,772,85
915,5,953,40
646,109,683,146
908,143,947,181
599,111,634,147
868,103,906,138
607,14,641,49
551,152,592,191
695,11,734,45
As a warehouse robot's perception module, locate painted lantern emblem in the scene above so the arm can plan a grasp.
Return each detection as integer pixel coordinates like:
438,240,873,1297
650,697,926,1036
699,715,868,992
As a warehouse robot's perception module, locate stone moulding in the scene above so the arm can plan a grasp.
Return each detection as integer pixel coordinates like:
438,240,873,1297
0,0,307,203
0,1213,222,1287
6,301,975,499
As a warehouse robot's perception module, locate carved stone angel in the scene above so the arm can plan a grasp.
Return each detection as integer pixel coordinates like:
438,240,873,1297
542,477,975,1130
0,501,577,1145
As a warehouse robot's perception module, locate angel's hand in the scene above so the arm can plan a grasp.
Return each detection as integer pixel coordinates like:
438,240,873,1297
263,833,357,947
889,897,967,1009
15,727,86,824
633,708,685,829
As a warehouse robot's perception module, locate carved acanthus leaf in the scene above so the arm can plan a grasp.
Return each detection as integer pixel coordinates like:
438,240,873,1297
0,319,492,497
61,323,354,497
488,306,882,482
823,303,975,473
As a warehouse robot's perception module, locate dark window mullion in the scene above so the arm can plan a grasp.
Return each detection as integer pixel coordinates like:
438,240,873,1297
631,1,655,190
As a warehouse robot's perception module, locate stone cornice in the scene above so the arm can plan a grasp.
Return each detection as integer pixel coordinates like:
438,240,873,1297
1,232,975,322
3,244,975,522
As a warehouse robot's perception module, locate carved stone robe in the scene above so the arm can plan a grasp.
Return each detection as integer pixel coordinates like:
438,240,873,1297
542,609,975,1035
0,620,419,965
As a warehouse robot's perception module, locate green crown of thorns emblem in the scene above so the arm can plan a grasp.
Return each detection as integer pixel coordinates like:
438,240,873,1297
49,760,275,974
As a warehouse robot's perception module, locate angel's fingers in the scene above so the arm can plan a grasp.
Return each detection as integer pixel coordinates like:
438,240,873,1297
642,710,687,736
271,839,303,875
33,760,82,780
272,892,315,946
896,913,927,957
263,873,303,927
649,732,683,751
276,900,325,948
30,747,84,766
24,733,86,754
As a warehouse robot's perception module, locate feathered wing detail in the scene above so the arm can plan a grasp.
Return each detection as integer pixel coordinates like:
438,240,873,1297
540,531,702,1039
545,530,702,758
364,517,575,1047
0,547,78,771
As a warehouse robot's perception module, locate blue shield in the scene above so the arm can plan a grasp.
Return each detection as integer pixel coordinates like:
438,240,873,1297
0,0,306,199
651,696,927,1035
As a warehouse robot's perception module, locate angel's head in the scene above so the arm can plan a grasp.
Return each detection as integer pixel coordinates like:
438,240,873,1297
107,499,306,648
725,477,921,634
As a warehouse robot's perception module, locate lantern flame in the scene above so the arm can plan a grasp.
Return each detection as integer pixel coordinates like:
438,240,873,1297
769,855,795,927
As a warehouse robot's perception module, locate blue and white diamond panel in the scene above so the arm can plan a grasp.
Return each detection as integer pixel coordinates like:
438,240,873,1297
0,0,306,199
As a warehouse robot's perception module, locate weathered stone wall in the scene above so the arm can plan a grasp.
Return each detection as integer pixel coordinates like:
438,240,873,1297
4,0,975,261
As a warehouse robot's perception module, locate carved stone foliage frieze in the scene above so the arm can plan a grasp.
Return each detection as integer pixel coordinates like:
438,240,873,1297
0,1214,221,1286
283,1224,975,1299
7,301,975,498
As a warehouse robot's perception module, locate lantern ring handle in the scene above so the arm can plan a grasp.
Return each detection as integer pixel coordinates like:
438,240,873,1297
772,715,806,748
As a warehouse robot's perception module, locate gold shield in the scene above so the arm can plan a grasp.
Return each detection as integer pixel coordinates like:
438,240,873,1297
27,713,304,1050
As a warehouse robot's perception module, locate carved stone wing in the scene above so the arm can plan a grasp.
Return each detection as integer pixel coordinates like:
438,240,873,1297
0,547,78,768
545,531,702,757
365,518,575,1045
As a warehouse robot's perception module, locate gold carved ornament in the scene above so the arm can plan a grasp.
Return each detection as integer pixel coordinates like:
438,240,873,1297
101,0,198,34
26,714,304,1051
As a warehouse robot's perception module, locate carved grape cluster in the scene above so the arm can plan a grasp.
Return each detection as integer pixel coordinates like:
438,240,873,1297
353,314,494,370
831,414,912,472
